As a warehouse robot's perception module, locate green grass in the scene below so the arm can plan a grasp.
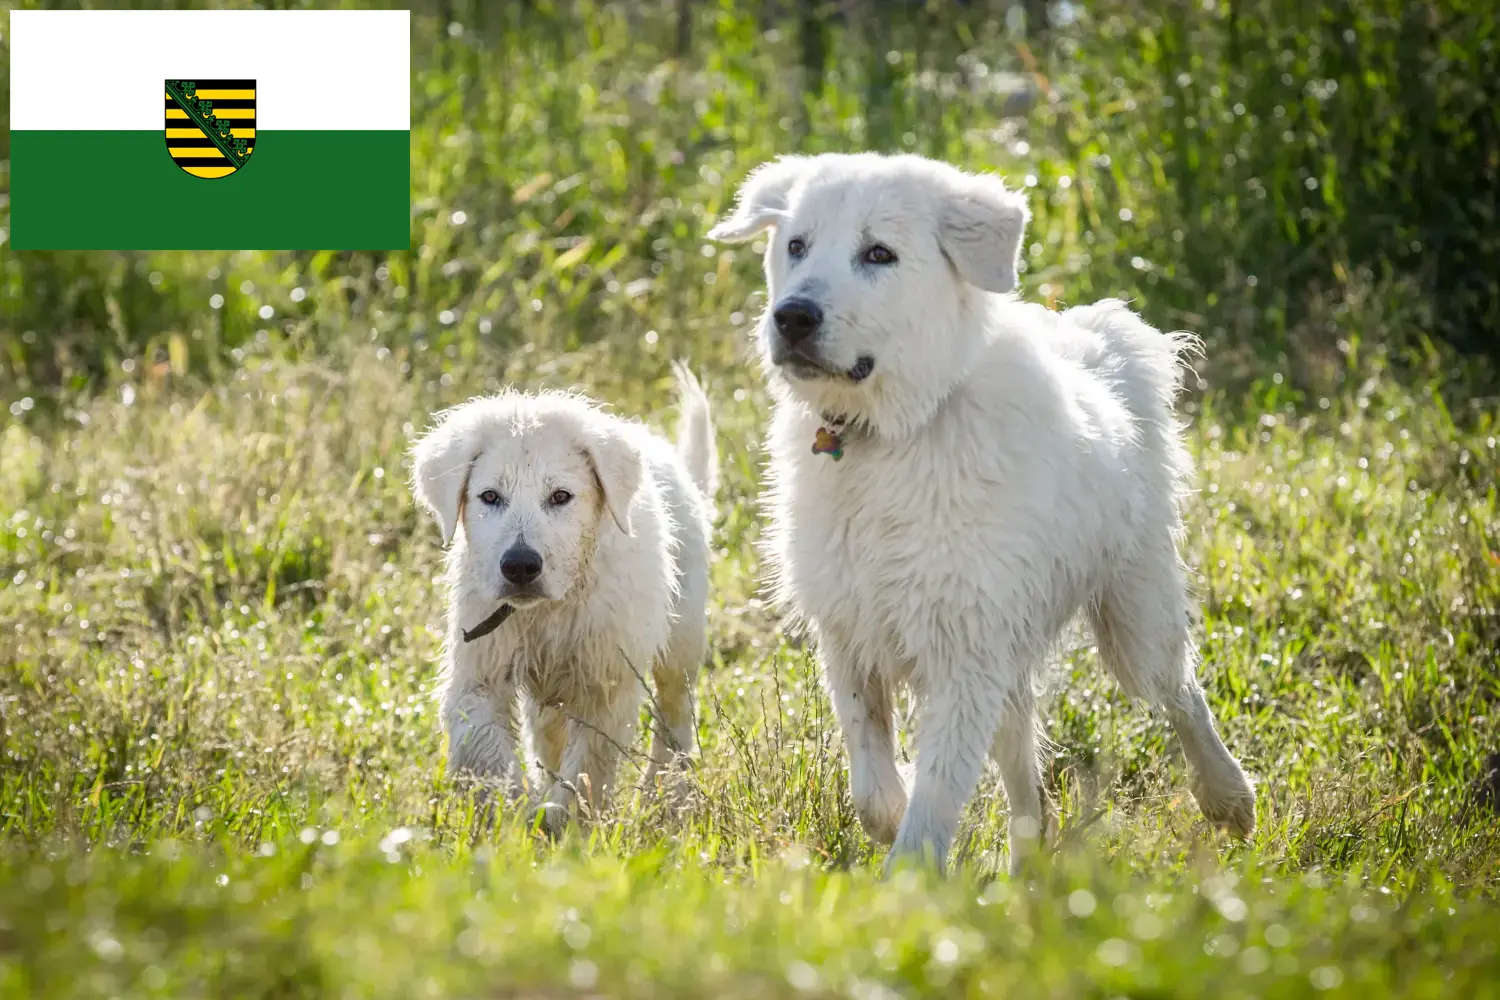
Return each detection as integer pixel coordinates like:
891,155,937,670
2,318,1498,997
3,1,1500,996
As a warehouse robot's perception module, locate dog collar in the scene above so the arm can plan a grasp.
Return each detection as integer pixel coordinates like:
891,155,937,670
462,603,514,643
813,413,850,460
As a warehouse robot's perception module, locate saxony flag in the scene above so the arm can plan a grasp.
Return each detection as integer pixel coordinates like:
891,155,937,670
9,9,410,251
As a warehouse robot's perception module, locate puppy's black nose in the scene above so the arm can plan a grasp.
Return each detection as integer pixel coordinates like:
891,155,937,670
500,545,543,585
773,298,824,345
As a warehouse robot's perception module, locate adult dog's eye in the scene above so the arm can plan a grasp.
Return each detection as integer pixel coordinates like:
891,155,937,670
549,489,574,507
787,238,807,259
863,244,897,265
478,489,503,506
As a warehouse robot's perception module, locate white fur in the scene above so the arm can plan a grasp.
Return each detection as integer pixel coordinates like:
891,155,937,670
711,152,1255,874
410,364,716,833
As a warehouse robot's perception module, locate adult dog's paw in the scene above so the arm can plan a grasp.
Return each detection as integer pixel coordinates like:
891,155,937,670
1191,770,1257,839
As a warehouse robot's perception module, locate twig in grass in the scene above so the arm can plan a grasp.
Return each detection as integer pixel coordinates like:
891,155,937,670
555,708,651,767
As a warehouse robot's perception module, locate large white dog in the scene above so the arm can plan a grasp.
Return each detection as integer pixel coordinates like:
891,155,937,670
410,365,716,834
709,152,1255,873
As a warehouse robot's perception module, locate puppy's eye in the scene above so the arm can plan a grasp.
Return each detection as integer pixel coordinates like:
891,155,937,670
863,244,897,265
478,489,503,507
787,238,807,259
549,489,574,507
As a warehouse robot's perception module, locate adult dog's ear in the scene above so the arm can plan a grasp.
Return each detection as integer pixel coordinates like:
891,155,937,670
707,156,812,243
583,426,643,536
938,171,1031,294
410,415,478,547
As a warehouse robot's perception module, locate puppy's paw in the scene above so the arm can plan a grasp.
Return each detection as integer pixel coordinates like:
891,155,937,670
533,800,571,840
1191,768,1256,839
661,771,695,810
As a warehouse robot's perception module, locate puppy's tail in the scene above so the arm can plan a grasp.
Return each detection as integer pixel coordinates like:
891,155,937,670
671,360,719,499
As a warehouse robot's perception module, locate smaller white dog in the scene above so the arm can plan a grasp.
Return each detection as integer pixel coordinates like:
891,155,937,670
411,365,717,833
709,152,1256,874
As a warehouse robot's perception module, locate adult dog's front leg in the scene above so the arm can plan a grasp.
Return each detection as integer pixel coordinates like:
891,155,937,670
888,669,1009,874
824,640,907,845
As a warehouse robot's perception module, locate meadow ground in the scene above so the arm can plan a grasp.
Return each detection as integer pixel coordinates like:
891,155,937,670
3,2,1500,997
3,318,1500,998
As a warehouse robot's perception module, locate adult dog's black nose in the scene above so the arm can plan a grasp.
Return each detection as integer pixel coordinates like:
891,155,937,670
773,298,824,345
500,544,543,586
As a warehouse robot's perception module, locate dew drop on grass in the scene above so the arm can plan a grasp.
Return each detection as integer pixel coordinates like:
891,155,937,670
1216,896,1248,922
978,881,1011,907
569,959,598,989
1096,938,1130,966
1310,966,1344,990
785,961,819,991
563,921,592,950
1209,932,1239,957
1132,913,1163,939
89,932,124,962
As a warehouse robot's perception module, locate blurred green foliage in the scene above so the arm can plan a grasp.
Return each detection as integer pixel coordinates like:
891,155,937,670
1,0,1496,401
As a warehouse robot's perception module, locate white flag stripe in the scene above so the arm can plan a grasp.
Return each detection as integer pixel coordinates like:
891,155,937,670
9,9,409,132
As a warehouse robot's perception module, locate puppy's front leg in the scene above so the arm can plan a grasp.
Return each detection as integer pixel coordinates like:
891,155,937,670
440,642,524,801
537,683,638,838
521,692,567,776
823,638,908,845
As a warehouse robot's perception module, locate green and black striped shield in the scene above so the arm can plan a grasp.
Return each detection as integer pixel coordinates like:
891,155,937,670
164,79,256,179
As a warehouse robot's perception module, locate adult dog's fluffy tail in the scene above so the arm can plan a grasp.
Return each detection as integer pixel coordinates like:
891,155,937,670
671,360,719,499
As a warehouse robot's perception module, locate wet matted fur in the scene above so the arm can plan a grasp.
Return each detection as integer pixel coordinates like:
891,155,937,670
410,364,717,833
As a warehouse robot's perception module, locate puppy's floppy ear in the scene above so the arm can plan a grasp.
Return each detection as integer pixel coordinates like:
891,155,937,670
938,171,1031,294
582,425,643,536
410,415,478,547
707,156,811,243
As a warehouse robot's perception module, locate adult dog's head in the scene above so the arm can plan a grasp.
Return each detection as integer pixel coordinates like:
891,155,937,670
410,392,641,608
708,152,1029,434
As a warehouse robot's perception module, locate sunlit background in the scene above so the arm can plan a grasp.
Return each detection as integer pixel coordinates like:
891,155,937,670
1,2,1498,996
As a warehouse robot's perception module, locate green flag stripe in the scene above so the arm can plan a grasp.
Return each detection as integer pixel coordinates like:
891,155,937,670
11,129,410,251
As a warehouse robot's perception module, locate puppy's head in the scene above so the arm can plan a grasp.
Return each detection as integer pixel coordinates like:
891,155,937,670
410,392,642,607
708,153,1029,432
